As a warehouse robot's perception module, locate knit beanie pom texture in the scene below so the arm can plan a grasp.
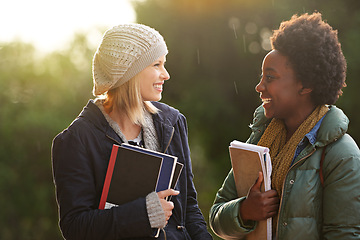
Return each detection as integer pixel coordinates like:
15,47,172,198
92,23,168,96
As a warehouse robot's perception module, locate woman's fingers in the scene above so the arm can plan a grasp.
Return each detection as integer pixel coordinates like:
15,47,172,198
157,189,179,222
157,189,179,199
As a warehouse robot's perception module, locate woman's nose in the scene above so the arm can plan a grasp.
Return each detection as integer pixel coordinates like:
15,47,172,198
255,80,264,93
161,68,170,81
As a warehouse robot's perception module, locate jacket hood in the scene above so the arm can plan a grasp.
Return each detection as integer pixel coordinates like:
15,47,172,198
316,105,349,147
78,100,181,129
152,101,181,127
250,105,349,148
76,100,123,144
76,100,181,152
79,100,110,131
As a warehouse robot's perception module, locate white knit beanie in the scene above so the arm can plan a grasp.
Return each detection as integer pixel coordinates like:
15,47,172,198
92,23,168,96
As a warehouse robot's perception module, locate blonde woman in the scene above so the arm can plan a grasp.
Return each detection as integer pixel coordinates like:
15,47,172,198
52,24,212,240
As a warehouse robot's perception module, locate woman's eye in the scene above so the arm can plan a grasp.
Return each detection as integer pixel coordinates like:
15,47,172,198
260,73,275,82
264,74,275,81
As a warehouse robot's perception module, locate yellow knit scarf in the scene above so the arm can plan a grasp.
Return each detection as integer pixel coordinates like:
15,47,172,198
257,105,329,197
257,105,328,234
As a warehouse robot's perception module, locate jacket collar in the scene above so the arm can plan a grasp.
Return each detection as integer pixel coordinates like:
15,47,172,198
315,105,349,147
304,115,325,146
251,105,349,147
79,100,123,144
78,100,181,152
152,102,180,153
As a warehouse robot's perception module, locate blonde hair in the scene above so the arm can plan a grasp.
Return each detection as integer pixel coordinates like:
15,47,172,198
102,75,159,126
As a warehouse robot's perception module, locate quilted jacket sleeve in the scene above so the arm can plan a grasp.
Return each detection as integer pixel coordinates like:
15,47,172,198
322,134,360,239
209,169,257,240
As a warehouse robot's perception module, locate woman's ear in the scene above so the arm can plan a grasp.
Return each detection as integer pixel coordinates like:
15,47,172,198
299,87,313,95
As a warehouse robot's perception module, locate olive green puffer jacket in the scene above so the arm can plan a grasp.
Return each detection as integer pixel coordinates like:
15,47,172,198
210,105,360,240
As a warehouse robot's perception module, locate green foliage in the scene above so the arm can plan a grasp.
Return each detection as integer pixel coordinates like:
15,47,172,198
0,36,93,239
0,0,360,239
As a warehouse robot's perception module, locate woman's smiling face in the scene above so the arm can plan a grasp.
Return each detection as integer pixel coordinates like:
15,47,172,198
138,55,170,102
256,50,305,121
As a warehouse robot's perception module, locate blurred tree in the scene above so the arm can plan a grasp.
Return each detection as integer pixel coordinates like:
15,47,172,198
0,33,94,239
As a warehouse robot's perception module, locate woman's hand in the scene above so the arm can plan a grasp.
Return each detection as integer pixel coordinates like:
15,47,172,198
157,189,180,224
240,172,279,222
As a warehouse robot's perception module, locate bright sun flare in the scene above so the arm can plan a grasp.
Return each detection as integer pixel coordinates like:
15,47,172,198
1,0,136,52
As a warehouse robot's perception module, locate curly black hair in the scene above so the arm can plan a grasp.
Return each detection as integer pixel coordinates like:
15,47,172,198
271,12,347,105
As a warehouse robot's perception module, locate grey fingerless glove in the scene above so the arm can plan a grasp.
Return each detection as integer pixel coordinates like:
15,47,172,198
146,191,166,228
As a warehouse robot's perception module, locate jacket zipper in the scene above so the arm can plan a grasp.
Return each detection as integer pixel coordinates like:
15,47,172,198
163,126,186,231
275,148,316,239
163,127,175,153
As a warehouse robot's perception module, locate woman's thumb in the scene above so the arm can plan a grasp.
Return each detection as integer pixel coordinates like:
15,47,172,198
252,171,264,191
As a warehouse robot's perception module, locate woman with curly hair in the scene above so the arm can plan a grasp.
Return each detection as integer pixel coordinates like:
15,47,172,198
210,12,360,239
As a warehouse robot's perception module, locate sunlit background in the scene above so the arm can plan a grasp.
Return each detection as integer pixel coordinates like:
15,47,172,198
1,0,136,52
1,0,360,239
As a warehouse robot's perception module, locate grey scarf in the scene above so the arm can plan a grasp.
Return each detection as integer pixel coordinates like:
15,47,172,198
94,99,160,152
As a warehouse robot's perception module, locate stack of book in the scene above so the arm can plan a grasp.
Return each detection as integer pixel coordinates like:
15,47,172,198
99,143,183,210
229,140,272,240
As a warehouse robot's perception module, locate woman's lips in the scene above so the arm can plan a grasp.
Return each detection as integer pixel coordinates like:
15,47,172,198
154,83,163,91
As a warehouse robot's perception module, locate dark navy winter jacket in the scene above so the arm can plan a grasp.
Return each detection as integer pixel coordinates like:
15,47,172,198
52,100,213,240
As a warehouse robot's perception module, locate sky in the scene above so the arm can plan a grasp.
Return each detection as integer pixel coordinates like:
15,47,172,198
1,0,136,52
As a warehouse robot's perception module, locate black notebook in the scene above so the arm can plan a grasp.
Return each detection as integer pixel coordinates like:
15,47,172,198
99,144,182,209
